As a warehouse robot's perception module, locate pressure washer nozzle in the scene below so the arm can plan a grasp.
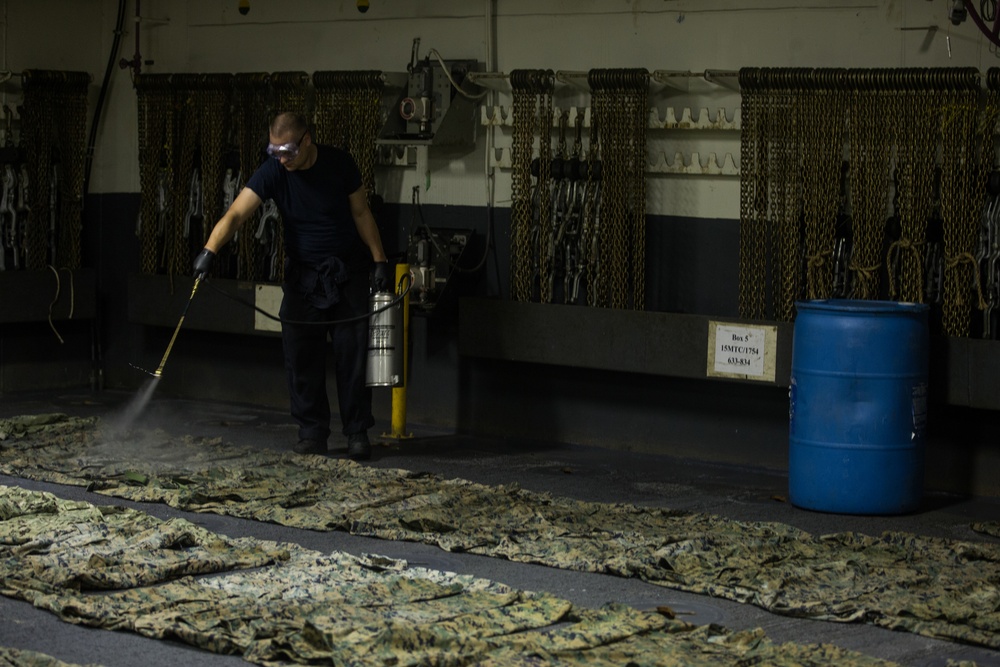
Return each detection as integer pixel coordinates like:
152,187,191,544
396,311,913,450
128,363,157,377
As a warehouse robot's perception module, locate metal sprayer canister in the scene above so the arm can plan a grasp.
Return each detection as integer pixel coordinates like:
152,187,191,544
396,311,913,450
366,291,404,387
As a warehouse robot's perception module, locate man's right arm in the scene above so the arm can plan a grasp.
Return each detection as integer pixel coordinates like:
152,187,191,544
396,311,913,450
205,187,263,253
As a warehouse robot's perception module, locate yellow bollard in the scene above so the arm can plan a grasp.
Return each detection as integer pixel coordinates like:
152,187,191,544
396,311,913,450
386,262,413,439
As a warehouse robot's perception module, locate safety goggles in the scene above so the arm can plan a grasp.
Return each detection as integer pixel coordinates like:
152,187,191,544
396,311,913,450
266,130,307,160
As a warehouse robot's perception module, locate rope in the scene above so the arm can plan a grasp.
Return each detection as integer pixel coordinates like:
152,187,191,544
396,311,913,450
45,265,75,344
805,251,833,300
886,238,925,301
945,251,989,309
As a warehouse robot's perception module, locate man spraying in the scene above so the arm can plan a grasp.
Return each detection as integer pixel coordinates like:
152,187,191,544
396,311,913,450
193,112,389,460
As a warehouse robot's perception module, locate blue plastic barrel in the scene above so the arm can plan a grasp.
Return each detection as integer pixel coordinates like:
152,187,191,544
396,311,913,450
788,299,929,515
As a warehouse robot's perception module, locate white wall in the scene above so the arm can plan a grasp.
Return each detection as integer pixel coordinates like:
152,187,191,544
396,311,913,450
1,0,994,219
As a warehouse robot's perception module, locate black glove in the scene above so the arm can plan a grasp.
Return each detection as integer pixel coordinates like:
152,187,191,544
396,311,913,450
193,248,216,279
373,261,391,292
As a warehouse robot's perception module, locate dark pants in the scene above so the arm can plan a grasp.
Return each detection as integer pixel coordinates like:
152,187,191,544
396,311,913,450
279,269,374,444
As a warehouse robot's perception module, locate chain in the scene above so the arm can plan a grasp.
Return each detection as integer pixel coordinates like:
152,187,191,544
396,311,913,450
314,71,386,212
536,88,553,303
272,71,309,118
738,69,766,320
121,68,998,331
885,85,907,301
776,85,801,321
590,74,614,308
762,79,778,316
167,75,199,278
197,74,233,246
612,75,630,310
764,77,782,318
797,73,841,306
588,69,648,310
973,81,998,316
629,72,648,311
581,101,601,307
359,77,383,202
56,73,89,269
333,82,350,150
233,73,272,281
738,67,998,332
509,74,531,301
159,87,176,275
588,80,608,307
981,74,1000,337
20,71,87,270
805,72,846,301
313,77,333,146
20,70,53,270
848,86,871,299
135,74,171,275
800,80,820,301
135,75,151,273
849,79,892,301
314,72,350,150
941,73,986,337
881,85,903,302
889,83,936,303
602,72,626,309
130,71,389,284
509,70,551,302
756,70,776,320
137,74,234,278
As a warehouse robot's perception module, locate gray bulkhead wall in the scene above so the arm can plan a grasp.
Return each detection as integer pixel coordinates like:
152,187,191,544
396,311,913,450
1,1,998,495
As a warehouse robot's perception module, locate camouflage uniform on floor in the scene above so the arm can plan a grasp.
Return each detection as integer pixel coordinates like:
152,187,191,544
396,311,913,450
1,485,898,667
2,414,999,657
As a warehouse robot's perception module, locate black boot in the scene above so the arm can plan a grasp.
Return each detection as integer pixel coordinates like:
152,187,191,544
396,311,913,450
293,438,327,455
347,431,371,461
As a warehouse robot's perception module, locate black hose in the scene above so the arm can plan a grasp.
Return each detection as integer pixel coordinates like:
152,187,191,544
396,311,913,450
203,273,412,326
84,0,127,196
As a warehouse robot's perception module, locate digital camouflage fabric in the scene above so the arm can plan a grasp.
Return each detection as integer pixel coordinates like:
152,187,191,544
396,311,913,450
972,522,1000,539
0,414,998,656
0,647,96,667
0,484,900,667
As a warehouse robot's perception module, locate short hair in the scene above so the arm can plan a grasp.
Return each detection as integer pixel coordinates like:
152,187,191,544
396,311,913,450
270,112,308,137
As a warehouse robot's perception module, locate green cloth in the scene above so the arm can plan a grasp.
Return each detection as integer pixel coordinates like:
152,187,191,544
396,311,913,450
972,522,1000,539
0,484,897,666
1,414,998,654
0,647,97,667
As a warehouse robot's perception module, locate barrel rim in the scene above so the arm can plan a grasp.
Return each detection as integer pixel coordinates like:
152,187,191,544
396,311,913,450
795,299,929,314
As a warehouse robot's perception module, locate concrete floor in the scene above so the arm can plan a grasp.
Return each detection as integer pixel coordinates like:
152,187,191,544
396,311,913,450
1,389,999,667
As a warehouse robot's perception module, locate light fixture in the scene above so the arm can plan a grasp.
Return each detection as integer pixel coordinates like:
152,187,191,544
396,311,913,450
949,0,968,25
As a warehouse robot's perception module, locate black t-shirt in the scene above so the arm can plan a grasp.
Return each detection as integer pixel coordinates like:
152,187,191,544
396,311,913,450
246,144,366,266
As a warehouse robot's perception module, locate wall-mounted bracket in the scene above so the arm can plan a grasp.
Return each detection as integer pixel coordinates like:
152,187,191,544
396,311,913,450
377,61,481,148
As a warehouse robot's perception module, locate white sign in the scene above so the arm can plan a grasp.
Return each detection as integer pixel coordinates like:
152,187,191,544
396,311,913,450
254,284,283,333
707,322,776,382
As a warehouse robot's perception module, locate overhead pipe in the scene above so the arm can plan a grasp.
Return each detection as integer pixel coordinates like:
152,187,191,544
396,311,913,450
85,0,127,196
119,0,142,78
483,0,501,297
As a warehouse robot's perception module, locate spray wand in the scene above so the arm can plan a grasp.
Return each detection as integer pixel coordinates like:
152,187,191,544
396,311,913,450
115,276,202,432
152,276,202,377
